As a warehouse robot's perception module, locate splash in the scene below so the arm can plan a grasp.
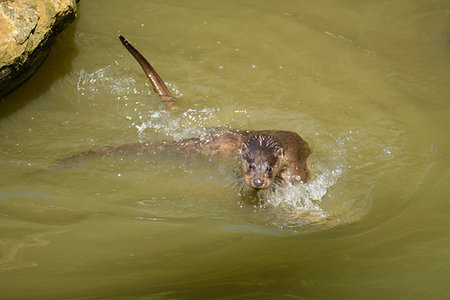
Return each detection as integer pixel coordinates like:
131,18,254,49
260,166,342,213
237,165,344,231
134,108,225,141
76,59,140,98
76,60,183,101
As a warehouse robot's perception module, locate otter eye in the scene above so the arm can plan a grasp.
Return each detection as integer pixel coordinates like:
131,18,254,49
266,167,272,173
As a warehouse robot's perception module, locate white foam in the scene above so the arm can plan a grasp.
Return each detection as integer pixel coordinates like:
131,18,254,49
260,166,343,216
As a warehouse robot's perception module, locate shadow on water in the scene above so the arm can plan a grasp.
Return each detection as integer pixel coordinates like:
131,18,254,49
0,18,79,120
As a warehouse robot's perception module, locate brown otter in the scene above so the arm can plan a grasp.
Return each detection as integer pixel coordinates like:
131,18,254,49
61,36,311,189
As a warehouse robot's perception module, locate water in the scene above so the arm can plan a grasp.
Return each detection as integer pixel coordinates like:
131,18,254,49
1,0,449,298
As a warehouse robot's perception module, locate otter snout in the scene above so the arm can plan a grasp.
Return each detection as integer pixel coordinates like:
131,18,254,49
251,178,265,188
245,175,272,189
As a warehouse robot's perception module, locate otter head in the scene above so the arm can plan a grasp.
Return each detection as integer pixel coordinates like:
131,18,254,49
240,135,284,189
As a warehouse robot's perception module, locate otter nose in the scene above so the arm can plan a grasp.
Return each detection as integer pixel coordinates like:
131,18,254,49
251,178,264,188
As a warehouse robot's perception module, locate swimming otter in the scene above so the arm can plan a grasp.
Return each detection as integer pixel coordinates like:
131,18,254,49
62,127,310,188
61,36,311,189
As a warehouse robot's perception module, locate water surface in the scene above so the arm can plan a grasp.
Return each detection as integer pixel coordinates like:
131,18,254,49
1,0,449,298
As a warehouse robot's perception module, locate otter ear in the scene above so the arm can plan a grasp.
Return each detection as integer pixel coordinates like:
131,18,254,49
276,147,284,158
240,142,248,154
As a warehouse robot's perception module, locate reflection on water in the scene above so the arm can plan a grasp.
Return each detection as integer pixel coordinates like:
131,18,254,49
0,0,449,298
0,229,65,271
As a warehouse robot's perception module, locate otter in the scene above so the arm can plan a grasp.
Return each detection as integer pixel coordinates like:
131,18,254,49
61,36,311,189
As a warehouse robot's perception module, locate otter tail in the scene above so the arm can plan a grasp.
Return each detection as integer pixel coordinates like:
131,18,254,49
119,35,175,109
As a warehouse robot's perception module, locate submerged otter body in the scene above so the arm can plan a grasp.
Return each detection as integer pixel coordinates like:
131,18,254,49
61,36,311,190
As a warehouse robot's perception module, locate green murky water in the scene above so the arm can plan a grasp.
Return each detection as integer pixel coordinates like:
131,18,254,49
1,0,449,298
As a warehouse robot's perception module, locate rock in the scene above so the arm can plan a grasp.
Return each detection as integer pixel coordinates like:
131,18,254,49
0,0,78,99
